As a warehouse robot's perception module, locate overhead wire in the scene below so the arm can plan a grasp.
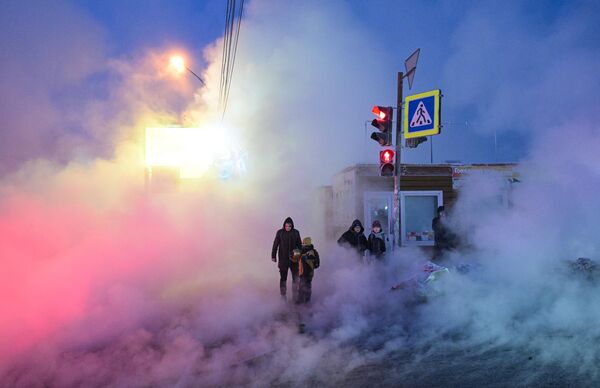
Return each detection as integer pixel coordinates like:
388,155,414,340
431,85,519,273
218,0,244,120
223,0,236,106
219,0,233,107
222,0,244,119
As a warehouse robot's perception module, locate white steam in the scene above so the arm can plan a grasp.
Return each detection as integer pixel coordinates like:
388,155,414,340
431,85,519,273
1,0,599,387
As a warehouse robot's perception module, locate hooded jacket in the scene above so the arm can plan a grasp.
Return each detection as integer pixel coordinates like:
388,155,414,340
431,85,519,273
272,217,302,269
337,219,367,254
368,230,386,258
299,244,320,278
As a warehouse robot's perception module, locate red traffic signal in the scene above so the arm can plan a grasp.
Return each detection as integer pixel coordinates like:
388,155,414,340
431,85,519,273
370,106,393,146
379,148,395,177
380,149,394,163
372,106,388,120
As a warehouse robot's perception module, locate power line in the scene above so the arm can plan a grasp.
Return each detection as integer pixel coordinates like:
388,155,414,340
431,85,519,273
219,0,232,105
223,0,236,106
219,0,244,120
222,0,244,119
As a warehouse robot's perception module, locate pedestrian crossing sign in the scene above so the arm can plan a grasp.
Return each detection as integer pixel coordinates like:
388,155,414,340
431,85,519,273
404,89,441,139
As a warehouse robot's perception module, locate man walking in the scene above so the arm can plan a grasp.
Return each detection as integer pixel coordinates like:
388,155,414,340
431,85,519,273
271,217,302,301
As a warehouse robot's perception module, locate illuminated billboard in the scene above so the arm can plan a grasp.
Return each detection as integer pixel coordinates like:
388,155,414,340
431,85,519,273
145,127,214,179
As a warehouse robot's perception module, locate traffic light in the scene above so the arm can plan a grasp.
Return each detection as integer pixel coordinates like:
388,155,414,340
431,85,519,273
370,106,393,146
405,136,428,148
379,148,395,177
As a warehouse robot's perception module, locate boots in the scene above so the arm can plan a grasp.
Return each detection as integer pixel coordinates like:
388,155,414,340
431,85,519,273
280,280,286,301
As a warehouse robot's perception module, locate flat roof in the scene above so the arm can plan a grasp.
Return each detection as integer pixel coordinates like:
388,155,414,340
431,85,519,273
335,163,518,177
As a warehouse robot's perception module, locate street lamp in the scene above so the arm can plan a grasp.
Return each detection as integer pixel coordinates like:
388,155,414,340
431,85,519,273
168,55,205,86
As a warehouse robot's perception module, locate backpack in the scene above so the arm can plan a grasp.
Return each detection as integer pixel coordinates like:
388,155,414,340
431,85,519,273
304,249,319,269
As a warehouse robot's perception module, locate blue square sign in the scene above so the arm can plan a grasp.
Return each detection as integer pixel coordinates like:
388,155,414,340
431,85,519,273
404,89,441,139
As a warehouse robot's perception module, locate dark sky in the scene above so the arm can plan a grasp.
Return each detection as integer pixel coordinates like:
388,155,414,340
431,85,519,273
1,0,599,177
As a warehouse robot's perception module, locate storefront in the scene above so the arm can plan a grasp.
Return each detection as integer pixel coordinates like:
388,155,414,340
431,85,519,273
325,163,516,248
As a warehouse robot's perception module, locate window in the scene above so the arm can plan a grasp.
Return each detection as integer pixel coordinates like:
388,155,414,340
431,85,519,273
400,191,443,246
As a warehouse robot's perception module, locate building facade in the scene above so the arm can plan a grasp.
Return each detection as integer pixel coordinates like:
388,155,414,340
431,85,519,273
322,163,518,249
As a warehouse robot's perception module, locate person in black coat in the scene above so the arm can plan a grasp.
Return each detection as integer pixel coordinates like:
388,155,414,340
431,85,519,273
271,217,302,300
432,206,458,260
367,220,386,260
337,219,367,256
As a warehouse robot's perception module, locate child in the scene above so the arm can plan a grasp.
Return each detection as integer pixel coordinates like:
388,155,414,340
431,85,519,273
367,220,386,260
297,237,320,304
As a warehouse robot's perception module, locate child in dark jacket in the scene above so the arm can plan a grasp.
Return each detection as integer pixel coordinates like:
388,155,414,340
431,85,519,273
297,237,320,304
367,220,386,260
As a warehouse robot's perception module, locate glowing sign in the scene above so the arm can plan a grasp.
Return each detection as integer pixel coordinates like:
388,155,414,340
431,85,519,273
145,127,217,179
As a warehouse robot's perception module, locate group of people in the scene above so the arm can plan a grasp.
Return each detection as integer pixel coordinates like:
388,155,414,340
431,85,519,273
271,209,457,304
271,217,320,304
336,210,457,262
270,217,388,305
337,219,387,260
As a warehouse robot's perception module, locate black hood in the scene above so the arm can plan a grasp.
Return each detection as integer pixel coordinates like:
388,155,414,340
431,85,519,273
349,219,364,234
283,217,295,229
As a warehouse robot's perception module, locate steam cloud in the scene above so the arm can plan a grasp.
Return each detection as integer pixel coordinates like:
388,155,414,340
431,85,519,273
1,0,599,386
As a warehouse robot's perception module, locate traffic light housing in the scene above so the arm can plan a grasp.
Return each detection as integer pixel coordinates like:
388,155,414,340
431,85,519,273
379,148,395,177
370,106,393,146
405,136,428,148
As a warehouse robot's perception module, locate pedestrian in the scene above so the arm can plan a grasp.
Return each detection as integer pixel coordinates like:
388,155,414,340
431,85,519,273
432,206,457,260
271,217,302,301
337,219,368,257
367,220,386,260
297,237,320,304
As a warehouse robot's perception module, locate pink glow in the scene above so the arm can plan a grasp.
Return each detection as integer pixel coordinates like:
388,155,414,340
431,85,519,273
0,189,205,363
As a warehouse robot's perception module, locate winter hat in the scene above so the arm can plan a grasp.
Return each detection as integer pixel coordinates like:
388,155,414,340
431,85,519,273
372,220,382,228
302,237,312,246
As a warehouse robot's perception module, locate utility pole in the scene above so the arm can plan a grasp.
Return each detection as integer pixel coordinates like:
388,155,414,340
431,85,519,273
378,48,418,249
394,71,403,248
430,135,434,164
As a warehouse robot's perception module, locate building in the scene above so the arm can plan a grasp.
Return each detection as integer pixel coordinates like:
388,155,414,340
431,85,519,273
321,163,518,249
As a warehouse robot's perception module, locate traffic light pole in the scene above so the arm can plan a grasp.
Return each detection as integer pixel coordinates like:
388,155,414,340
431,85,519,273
394,71,403,249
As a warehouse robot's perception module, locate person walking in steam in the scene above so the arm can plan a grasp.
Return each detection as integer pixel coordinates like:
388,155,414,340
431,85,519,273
337,219,368,258
432,206,458,261
367,220,387,261
297,237,320,304
271,217,302,301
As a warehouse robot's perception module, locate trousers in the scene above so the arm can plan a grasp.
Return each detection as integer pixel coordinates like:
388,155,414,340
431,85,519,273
297,275,313,304
279,262,299,299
